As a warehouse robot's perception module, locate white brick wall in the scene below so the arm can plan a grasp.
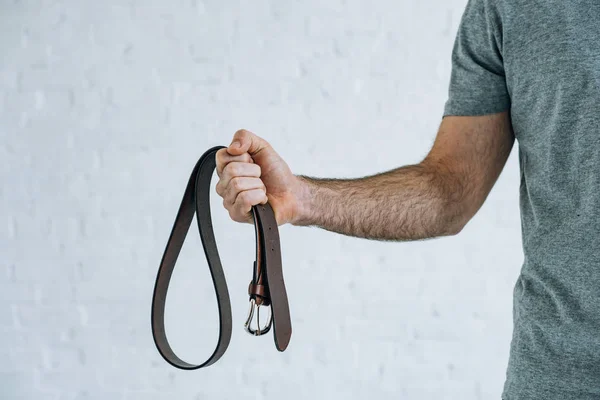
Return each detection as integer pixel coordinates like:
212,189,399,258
1,1,523,399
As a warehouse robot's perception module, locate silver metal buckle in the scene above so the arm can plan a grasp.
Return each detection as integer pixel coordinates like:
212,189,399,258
243,298,273,336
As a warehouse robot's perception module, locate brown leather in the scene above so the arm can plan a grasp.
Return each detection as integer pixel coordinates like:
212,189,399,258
249,210,271,306
248,282,270,305
151,146,292,370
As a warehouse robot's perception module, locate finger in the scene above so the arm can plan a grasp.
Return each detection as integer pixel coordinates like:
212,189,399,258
216,162,261,197
215,149,253,178
230,189,269,223
228,129,270,157
221,161,261,181
221,177,266,206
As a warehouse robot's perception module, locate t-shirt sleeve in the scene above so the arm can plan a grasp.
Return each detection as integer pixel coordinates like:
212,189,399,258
443,0,511,116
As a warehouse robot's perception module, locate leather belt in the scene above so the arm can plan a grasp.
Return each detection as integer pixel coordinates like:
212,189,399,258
151,146,292,370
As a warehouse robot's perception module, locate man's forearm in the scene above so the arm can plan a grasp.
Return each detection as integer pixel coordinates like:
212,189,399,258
291,161,467,241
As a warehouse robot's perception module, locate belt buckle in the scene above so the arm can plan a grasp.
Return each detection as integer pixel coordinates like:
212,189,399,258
243,298,273,336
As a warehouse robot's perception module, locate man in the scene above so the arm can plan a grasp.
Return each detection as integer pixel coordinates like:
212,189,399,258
215,0,600,398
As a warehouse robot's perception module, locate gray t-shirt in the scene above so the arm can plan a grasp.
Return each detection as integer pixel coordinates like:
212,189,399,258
444,1,600,399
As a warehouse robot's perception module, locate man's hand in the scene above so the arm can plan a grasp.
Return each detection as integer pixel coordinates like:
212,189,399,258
215,129,300,225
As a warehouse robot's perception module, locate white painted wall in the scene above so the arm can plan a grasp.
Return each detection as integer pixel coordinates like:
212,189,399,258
0,1,523,399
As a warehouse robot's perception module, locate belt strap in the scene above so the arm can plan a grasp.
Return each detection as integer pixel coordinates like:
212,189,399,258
151,146,292,370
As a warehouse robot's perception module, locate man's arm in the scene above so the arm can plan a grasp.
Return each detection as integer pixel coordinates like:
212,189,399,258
293,112,514,240
215,112,514,241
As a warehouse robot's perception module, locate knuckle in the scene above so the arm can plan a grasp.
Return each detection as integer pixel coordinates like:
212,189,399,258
230,177,242,191
215,148,226,163
217,149,231,165
228,209,240,222
241,153,252,163
222,163,235,177
240,192,255,207
221,163,230,177
234,129,251,141
237,191,249,204
232,164,244,176
225,190,236,205
232,163,243,175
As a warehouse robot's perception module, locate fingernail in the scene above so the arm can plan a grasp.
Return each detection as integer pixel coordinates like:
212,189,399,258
230,141,241,149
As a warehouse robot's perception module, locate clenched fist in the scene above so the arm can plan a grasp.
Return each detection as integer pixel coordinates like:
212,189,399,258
215,129,301,225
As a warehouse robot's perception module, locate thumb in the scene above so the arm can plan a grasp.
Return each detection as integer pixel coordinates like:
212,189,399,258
227,129,270,156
